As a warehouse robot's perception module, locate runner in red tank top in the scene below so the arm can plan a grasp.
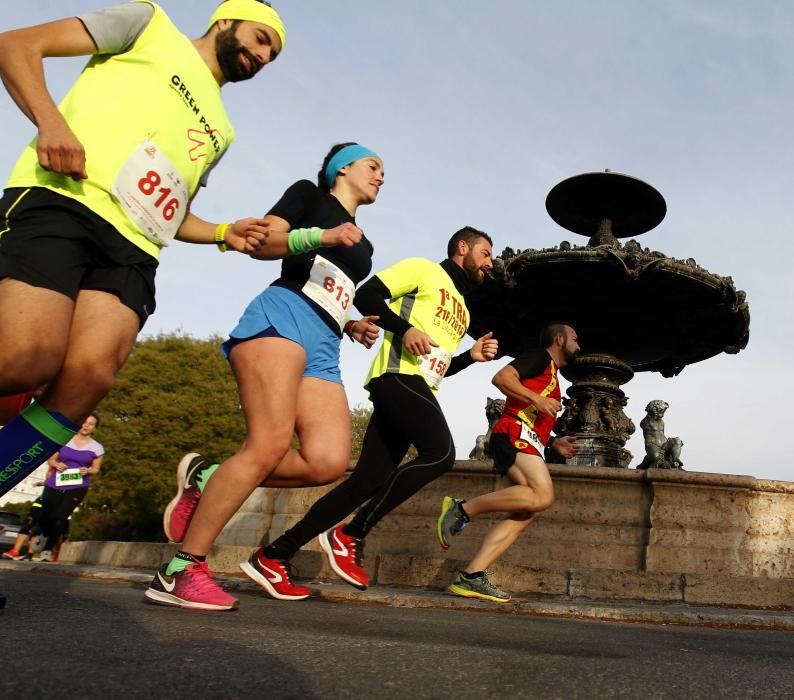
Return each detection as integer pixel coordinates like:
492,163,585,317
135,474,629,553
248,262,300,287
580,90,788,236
436,322,581,602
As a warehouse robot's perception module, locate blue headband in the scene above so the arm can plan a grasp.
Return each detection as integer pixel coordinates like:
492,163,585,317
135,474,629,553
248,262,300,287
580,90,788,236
324,145,380,188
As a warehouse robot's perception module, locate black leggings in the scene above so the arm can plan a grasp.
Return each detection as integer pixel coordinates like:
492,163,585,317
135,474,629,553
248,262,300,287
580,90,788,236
18,505,43,536
270,373,455,559
40,485,87,549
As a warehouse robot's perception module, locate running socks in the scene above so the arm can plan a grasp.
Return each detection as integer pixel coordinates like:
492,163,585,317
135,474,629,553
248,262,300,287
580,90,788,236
461,570,485,580
196,462,219,493
166,550,207,576
0,402,78,497
459,501,471,522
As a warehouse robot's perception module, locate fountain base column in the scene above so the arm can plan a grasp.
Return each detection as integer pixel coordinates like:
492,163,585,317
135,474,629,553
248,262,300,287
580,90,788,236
553,354,636,468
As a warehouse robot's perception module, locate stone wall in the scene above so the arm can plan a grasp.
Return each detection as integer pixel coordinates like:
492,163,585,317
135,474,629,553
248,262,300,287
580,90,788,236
62,460,794,608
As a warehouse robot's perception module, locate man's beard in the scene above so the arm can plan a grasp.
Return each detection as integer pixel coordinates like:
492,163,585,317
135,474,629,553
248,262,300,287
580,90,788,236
563,346,580,365
462,253,485,285
215,27,257,83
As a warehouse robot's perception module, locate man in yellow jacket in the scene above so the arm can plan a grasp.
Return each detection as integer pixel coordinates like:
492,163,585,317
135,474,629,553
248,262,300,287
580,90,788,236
0,1,286,496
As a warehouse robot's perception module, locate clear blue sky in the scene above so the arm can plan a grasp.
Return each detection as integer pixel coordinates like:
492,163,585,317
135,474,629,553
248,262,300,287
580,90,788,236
2,1,792,481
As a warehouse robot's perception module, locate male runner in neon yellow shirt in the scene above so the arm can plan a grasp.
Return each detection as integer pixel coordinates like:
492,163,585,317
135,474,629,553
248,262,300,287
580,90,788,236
257,226,500,593
0,1,286,497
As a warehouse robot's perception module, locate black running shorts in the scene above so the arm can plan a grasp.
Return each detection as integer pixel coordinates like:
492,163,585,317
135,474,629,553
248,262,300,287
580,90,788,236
0,187,158,328
489,432,519,476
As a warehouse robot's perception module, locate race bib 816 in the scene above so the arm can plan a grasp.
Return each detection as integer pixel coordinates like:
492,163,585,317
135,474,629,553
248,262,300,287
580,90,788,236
112,140,189,247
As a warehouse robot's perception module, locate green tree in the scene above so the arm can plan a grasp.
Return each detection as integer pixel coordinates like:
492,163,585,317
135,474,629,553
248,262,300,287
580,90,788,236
75,333,246,541
2,500,34,519
350,404,372,459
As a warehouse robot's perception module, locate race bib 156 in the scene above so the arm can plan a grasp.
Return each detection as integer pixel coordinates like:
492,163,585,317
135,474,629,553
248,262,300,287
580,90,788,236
417,345,453,390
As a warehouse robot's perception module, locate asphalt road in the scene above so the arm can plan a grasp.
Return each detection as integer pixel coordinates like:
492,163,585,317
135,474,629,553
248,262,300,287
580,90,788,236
1,570,792,699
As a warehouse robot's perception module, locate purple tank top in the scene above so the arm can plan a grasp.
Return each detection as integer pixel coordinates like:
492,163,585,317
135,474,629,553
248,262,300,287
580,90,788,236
45,438,104,491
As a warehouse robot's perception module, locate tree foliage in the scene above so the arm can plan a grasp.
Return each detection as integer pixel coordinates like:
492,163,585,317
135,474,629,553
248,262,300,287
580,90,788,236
350,404,372,458
74,333,246,541
2,500,33,519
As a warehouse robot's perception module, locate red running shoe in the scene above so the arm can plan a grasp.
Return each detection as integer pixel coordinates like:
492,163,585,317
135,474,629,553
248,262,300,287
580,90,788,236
163,453,212,543
239,549,311,601
318,525,369,590
2,548,22,561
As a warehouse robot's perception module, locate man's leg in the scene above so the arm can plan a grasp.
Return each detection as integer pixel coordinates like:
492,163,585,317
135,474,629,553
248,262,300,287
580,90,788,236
38,289,140,421
448,454,553,603
461,452,554,519
0,289,138,496
0,279,73,395
346,374,455,539
0,280,75,495
261,402,410,592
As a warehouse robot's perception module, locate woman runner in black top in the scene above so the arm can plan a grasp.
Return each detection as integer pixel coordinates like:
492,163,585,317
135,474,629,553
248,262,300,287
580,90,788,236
147,143,384,610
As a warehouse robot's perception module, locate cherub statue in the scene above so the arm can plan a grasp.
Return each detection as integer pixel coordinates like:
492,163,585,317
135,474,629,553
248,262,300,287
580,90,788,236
636,400,683,469
469,397,506,460
664,436,684,469
599,396,620,433
579,395,602,432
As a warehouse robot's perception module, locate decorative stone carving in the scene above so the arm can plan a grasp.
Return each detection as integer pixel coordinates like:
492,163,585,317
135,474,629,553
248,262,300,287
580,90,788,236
469,397,506,460
636,400,684,470
548,355,635,468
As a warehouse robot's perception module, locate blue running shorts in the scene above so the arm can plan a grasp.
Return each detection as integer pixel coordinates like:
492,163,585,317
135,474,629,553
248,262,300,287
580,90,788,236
222,285,343,384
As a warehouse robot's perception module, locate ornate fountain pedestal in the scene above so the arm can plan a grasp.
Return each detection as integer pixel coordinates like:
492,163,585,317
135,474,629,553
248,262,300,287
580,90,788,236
553,353,635,467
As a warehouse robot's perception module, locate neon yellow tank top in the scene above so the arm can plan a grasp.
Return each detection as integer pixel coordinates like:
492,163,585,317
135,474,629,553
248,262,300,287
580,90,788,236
365,257,470,393
6,2,234,259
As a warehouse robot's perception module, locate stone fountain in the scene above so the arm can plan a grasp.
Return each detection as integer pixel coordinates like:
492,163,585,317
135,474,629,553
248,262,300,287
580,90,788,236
467,171,750,467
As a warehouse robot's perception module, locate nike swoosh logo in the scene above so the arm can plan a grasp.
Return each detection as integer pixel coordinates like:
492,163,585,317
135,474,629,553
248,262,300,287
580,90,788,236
261,564,283,584
332,531,349,557
157,571,176,593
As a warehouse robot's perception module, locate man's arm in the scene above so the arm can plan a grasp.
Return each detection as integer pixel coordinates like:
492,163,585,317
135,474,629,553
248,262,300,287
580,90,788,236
446,332,499,376
355,259,444,356
0,18,98,180
491,363,561,418
354,276,437,356
548,435,579,459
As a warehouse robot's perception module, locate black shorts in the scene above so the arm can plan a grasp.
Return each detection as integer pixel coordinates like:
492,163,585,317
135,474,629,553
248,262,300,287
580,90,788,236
489,430,546,476
490,432,519,476
0,187,158,328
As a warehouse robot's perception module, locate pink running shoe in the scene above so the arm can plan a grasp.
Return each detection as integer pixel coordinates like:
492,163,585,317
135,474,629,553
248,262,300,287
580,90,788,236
144,561,238,611
163,453,213,543
240,549,311,601
318,525,369,590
